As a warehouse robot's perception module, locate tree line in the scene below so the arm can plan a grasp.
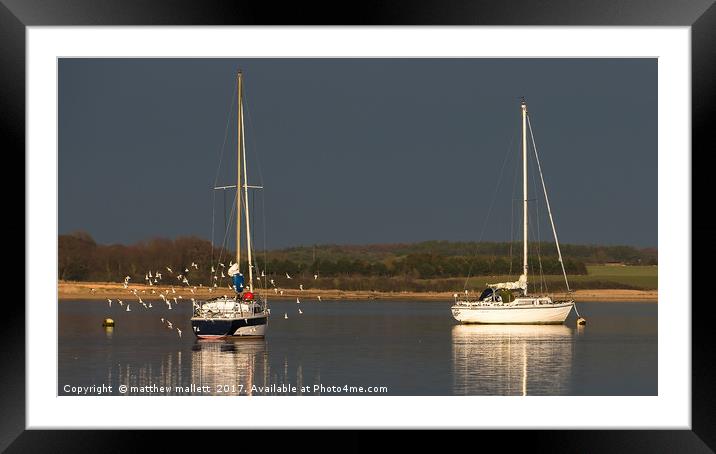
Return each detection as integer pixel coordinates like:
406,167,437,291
60,231,649,285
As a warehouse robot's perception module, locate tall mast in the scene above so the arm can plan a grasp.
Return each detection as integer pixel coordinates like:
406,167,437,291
236,72,243,269
521,98,528,294
241,94,254,292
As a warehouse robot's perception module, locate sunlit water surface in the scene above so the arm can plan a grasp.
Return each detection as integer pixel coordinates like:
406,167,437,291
59,300,656,396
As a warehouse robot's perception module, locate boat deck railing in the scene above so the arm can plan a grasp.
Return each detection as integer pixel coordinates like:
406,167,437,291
453,297,573,308
192,298,268,319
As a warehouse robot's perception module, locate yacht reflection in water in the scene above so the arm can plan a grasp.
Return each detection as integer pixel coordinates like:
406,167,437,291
191,339,269,395
451,324,574,395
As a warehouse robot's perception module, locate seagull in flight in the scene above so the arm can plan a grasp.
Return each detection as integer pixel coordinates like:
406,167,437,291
285,273,292,279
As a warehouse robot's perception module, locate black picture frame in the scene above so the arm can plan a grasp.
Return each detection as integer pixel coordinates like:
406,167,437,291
6,0,711,451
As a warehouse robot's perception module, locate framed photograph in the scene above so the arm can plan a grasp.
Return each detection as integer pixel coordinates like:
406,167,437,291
8,0,711,450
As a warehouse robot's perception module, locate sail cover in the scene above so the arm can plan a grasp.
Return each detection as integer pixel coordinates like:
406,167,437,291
488,274,527,291
227,262,240,277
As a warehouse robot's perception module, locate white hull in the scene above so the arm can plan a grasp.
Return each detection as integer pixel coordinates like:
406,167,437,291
451,301,573,324
233,323,267,337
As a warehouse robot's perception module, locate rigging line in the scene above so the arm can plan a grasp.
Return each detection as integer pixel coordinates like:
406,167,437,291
213,81,238,189
508,137,520,278
249,190,256,279
216,188,238,276
463,127,517,290
242,88,265,187
211,81,238,273
527,114,571,293
261,190,269,302
211,189,216,268
529,142,547,294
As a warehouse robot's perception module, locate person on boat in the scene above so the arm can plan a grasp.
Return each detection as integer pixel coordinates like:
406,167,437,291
233,273,245,295
227,262,244,295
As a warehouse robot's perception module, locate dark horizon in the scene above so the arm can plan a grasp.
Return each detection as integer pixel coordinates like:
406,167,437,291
59,58,657,249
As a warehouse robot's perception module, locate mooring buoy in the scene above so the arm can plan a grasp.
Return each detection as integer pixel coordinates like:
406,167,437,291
577,317,586,326
102,318,115,327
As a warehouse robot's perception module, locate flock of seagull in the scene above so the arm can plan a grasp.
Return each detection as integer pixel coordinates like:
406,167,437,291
100,261,325,339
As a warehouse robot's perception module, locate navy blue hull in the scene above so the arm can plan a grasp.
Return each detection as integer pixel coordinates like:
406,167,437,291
191,316,268,338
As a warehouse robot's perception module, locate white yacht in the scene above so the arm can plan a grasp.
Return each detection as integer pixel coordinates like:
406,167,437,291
451,99,574,324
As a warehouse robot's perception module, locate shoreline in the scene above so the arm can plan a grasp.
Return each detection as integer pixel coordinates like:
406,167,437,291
58,281,658,303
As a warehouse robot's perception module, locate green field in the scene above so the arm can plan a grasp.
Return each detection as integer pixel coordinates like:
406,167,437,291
582,265,658,290
462,265,658,291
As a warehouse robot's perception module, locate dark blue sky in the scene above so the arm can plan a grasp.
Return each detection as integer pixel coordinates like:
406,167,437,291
58,58,657,248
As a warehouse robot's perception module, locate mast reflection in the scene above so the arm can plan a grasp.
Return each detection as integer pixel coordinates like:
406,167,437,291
191,339,268,395
451,324,574,395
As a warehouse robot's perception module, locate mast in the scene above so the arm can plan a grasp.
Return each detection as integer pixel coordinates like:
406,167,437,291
521,98,528,294
241,92,254,292
236,72,243,270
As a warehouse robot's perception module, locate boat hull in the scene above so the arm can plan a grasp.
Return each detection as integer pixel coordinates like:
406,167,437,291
451,302,573,324
191,315,268,338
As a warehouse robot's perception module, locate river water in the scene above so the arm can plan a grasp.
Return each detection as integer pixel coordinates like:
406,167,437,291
58,300,656,396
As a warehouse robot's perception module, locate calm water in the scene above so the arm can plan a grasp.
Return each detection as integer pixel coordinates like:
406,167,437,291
58,300,657,396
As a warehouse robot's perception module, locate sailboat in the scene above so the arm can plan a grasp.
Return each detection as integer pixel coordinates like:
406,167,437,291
451,99,574,324
191,71,269,338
